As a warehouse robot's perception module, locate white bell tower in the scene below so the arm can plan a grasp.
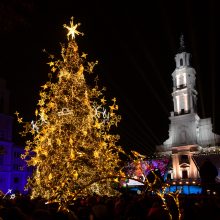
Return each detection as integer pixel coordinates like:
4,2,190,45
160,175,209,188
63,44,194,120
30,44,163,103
156,35,200,182
161,35,200,149
172,35,197,116
156,35,220,183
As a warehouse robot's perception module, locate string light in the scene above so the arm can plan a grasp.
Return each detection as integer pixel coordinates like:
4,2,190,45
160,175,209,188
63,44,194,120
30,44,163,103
17,17,125,208
15,16,181,218
125,152,182,220
3,189,12,199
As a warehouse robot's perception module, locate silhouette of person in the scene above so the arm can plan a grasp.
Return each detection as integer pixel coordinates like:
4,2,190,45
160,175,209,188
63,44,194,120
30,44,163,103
199,158,218,194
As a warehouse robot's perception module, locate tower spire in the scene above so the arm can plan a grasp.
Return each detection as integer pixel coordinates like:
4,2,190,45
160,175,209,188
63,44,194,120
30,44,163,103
179,33,186,52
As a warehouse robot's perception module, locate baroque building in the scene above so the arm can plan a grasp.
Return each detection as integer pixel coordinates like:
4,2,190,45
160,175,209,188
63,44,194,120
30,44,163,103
156,36,220,184
0,78,31,194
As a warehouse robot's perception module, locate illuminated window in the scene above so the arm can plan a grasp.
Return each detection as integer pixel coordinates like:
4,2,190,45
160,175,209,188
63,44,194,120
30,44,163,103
184,94,188,111
176,73,186,88
176,96,180,112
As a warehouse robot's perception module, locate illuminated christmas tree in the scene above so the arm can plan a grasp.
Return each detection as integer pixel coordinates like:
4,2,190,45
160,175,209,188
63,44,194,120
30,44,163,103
16,17,125,207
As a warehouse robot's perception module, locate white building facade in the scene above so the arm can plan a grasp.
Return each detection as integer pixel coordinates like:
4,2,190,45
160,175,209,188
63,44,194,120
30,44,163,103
156,38,220,183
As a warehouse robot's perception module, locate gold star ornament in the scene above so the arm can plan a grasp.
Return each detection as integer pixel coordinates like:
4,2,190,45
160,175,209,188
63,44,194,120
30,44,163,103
63,16,84,40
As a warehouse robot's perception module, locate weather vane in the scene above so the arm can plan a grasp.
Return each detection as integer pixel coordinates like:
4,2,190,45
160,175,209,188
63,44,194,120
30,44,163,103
63,16,84,40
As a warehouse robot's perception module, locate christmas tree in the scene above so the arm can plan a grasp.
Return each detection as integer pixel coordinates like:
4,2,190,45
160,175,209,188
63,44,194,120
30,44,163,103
16,17,125,206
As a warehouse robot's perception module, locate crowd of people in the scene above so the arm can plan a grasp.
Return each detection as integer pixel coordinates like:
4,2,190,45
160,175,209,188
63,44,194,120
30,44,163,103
1,190,220,220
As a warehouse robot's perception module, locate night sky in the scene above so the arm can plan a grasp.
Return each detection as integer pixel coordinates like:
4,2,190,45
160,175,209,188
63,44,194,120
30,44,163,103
0,0,220,154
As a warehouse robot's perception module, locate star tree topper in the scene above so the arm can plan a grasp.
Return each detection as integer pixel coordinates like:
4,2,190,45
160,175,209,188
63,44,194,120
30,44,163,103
63,16,84,40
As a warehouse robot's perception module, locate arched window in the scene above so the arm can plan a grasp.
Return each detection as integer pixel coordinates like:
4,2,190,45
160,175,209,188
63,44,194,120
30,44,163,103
180,58,183,66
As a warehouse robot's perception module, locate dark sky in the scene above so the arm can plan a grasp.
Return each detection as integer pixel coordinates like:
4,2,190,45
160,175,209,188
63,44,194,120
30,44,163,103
0,0,220,154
